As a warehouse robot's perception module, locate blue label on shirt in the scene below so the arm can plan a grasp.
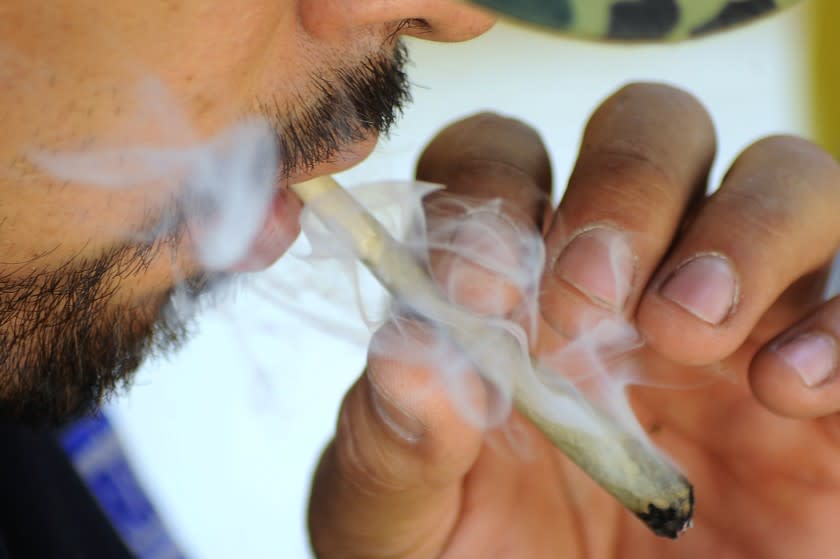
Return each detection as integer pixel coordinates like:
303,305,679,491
61,412,186,559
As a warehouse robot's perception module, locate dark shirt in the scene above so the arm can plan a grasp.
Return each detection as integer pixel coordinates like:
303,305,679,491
0,424,133,558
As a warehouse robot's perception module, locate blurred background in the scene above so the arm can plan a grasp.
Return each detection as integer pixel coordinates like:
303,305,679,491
101,2,818,557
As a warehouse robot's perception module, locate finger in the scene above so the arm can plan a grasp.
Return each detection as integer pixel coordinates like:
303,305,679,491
416,113,552,316
751,268,830,344
540,83,716,336
308,321,485,559
750,294,840,419
416,111,552,215
637,135,840,365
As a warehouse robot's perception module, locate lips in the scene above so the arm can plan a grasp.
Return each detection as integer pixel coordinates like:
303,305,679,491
228,185,303,272
227,135,379,272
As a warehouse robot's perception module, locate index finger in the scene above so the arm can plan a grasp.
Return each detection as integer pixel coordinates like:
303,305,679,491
416,112,552,216
415,113,553,316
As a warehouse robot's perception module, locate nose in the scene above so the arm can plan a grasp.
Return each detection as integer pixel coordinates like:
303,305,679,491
300,0,497,43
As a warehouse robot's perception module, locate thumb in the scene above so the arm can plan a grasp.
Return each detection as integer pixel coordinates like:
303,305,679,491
308,321,485,559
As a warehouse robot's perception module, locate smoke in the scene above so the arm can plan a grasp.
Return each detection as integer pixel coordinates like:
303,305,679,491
293,180,580,430
8,50,411,420
18,76,712,458
294,177,726,469
29,80,279,273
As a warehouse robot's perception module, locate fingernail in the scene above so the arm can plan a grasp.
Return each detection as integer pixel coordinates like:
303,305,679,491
552,226,635,310
660,254,737,325
368,378,425,443
776,333,837,388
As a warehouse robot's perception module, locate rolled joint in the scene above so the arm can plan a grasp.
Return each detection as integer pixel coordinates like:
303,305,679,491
293,174,696,539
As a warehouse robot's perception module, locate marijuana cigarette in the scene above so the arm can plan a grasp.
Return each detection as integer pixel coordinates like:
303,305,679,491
290,176,694,538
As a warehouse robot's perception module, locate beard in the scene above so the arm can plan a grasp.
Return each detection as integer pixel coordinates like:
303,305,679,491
0,42,412,425
0,240,196,425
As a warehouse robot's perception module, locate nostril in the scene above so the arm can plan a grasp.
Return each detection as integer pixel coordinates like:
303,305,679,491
301,1,494,44
387,18,432,42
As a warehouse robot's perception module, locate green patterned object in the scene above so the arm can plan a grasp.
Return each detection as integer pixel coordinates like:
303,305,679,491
468,0,802,40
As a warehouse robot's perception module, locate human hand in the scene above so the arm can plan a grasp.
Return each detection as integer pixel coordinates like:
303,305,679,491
307,83,840,558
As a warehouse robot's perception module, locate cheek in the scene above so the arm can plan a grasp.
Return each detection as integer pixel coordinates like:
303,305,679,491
145,1,300,132
0,182,169,266
0,180,205,306
1,0,301,272
2,0,296,155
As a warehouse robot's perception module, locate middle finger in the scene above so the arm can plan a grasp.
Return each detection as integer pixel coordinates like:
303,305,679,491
541,82,717,336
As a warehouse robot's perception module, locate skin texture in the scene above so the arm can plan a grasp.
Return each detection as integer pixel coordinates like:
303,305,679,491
308,88,840,558
0,1,495,422
5,2,840,557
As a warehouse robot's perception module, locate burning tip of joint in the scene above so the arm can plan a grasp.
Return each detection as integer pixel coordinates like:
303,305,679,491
635,484,695,539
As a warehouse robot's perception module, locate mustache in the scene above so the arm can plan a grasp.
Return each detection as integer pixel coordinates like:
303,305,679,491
259,41,412,177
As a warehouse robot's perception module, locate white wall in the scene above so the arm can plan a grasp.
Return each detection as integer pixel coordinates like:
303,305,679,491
108,4,813,558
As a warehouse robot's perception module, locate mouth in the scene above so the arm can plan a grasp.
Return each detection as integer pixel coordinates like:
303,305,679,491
227,134,379,272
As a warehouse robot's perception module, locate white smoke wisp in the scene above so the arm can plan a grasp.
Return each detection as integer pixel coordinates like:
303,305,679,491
28,79,279,273
292,178,700,534
294,180,540,429
23,72,705,458
532,317,658,455
22,71,696,528
295,179,653,441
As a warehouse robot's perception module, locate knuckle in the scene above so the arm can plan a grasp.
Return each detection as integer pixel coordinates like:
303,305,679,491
584,145,672,183
715,187,794,238
418,128,550,197
605,81,712,125
570,148,683,217
459,110,521,129
445,157,543,197
737,135,840,184
434,111,540,149
718,137,840,246
748,134,825,157
614,81,690,100
587,83,715,160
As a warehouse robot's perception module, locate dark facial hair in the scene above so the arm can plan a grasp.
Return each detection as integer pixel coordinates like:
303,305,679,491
1,42,412,425
264,42,412,175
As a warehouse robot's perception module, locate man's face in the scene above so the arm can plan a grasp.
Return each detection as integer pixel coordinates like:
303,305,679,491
0,0,495,423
